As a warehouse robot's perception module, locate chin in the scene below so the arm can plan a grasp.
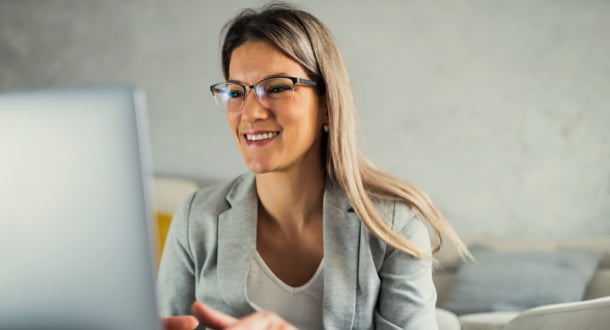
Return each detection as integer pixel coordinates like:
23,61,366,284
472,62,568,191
245,160,275,174
248,167,271,174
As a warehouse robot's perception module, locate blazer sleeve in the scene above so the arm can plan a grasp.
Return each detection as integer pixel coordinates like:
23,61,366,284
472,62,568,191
156,193,197,317
374,202,439,330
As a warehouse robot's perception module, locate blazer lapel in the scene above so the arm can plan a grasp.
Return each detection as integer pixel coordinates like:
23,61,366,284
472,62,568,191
217,174,258,317
322,181,361,329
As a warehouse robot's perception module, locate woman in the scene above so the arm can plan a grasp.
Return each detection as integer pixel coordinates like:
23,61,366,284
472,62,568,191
159,3,468,329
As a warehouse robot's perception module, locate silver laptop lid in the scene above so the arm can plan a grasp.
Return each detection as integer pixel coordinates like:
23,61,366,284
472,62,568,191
0,85,162,330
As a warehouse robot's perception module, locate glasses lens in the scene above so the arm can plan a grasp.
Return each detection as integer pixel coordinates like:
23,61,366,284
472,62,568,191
256,78,295,107
212,83,244,111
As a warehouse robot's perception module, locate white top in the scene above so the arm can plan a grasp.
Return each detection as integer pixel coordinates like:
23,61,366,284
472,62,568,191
246,252,324,330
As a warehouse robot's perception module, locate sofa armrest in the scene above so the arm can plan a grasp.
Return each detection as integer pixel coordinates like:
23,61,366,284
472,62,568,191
503,296,610,330
152,176,199,214
436,308,460,330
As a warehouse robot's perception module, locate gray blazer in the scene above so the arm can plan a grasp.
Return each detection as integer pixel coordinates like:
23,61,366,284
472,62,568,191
157,173,438,329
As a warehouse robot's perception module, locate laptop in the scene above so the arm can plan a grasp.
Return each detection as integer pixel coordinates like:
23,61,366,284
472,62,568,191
0,85,163,330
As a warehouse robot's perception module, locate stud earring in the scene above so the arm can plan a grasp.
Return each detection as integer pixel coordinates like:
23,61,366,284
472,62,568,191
323,124,329,133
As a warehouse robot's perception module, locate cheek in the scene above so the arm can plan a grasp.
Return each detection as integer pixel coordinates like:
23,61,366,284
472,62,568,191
286,111,316,137
304,104,323,135
288,114,322,147
295,97,322,128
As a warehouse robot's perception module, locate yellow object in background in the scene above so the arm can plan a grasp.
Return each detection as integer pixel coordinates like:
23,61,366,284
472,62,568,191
155,212,173,266
151,176,199,268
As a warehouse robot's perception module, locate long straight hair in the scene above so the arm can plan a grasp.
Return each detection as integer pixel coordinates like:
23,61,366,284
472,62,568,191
220,2,468,259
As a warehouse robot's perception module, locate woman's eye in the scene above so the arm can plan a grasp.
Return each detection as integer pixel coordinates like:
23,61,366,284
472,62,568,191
227,90,243,98
267,85,292,94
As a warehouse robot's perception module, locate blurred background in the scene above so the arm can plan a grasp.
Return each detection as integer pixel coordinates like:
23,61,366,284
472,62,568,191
1,0,608,239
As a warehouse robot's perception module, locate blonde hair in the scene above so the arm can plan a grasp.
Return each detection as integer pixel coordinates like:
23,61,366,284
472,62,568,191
220,2,469,259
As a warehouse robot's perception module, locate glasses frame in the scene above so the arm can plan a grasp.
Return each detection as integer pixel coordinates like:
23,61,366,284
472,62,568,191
209,76,318,112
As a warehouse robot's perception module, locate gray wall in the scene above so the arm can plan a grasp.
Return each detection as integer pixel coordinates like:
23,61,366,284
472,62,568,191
1,0,609,239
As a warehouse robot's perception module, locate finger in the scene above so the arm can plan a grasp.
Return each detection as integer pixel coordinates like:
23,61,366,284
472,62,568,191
191,301,238,329
225,311,297,330
161,315,199,330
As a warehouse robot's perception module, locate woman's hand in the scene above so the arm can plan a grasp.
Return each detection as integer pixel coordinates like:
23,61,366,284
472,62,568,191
161,315,199,330
162,301,297,330
192,301,297,330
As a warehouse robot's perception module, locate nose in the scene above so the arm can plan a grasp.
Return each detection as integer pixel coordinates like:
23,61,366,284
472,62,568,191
240,88,269,123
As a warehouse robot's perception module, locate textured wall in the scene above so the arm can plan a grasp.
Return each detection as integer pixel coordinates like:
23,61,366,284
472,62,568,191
1,0,609,239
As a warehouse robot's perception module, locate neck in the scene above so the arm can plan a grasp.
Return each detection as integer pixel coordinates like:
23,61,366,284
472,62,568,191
255,165,325,230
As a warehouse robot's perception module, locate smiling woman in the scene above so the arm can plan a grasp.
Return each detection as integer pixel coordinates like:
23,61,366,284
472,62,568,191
157,2,468,330
223,41,326,175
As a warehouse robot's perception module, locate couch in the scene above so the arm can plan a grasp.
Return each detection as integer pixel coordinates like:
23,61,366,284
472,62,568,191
434,238,610,330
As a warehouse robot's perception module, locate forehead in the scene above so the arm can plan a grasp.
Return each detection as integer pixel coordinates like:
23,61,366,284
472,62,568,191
228,41,308,83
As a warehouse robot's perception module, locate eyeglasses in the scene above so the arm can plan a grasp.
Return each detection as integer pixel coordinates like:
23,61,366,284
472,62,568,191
209,76,318,112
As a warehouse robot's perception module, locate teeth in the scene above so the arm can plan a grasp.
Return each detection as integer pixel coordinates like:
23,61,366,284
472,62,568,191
246,132,278,141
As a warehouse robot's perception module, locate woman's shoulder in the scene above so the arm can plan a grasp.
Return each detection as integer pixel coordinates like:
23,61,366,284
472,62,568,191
369,197,420,231
363,197,432,262
372,197,431,246
168,173,254,240
178,173,254,216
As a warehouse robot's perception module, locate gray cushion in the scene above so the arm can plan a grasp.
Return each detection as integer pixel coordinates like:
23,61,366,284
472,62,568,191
440,245,600,315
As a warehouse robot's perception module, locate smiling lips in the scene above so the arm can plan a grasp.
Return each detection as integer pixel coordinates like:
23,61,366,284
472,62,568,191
243,131,279,146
